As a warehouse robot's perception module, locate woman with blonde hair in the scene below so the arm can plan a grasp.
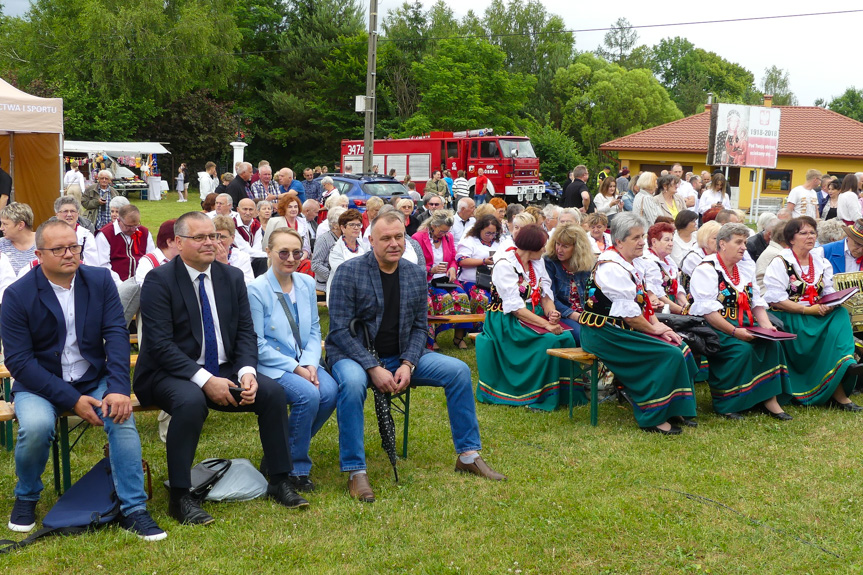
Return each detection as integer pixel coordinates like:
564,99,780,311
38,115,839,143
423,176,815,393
631,171,662,225
544,223,595,340
494,212,536,263
585,212,611,254
680,221,721,296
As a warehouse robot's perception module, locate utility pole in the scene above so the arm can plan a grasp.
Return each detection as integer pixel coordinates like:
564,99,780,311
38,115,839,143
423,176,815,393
362,0,378,175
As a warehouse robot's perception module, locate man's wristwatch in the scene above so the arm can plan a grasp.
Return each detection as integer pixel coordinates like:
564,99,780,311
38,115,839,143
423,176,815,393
401,360,415,375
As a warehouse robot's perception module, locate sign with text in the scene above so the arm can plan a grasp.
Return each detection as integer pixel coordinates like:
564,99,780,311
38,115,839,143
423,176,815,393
707,104,781,169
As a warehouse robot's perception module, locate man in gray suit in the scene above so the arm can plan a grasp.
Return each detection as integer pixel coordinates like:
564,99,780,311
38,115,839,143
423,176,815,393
325,211,505,503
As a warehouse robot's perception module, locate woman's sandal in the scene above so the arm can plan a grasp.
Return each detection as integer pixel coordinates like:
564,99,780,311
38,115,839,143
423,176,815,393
452,337,468,349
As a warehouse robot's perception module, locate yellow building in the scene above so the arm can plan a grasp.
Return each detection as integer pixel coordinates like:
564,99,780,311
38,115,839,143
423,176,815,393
600,100,863,211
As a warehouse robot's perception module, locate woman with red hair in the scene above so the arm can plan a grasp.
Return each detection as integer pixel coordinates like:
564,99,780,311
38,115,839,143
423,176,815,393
641,222,687,314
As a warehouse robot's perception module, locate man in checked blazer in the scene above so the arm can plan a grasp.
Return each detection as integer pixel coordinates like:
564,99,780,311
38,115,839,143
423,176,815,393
326,210,505,503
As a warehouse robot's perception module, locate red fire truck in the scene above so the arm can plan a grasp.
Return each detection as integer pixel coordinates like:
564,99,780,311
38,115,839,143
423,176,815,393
340,129,544,203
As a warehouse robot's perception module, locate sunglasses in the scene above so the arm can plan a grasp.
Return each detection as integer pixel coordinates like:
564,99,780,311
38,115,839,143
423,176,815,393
277,249,304,261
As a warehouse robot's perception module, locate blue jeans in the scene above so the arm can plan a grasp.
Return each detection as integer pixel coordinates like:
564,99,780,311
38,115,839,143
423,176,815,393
331,353,482,472
275,369,338,477
14,377,147,516
474,193,487,206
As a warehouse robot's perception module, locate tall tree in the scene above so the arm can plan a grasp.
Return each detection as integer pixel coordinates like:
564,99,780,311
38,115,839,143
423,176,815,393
651,37,758,115
824,87,863,122
554,53,682,165
482,0,573,121
403,38,535,135
761,65,798,106
596,17,638,67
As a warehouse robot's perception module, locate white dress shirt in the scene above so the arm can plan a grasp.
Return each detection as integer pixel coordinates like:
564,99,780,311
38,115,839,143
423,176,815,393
76,225,99,267
184,262,256,388
451,216,475,244
676,180,698,213
49,276,91,382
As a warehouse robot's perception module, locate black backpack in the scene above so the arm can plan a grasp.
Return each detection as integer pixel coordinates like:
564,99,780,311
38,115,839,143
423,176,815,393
0,457,120,553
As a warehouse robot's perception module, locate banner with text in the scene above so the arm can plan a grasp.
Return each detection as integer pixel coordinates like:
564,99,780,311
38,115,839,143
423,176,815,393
707,104,780,169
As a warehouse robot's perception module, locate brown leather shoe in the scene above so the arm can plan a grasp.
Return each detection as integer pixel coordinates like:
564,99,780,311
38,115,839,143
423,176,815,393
455,455,507,481
347,473,375,502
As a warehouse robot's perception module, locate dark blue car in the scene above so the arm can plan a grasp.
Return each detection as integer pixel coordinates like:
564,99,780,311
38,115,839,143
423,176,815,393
315,174,409,212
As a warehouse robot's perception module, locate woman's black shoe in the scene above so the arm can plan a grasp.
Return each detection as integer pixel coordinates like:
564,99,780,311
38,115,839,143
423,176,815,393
641,425,682,435
717,412,744,420
826,398,863,412
672,416,698,428
756,404,792,421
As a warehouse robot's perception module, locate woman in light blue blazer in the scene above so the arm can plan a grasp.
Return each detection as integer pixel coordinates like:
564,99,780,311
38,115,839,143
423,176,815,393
248,228,338,492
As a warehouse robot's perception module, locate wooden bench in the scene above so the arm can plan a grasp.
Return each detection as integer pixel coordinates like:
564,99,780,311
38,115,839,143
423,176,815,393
546,348,600,426
428,314,486,325
316,290,327,307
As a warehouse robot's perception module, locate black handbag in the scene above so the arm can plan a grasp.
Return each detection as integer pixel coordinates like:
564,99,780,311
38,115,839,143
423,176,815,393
475,265,492,291
189,459,232,500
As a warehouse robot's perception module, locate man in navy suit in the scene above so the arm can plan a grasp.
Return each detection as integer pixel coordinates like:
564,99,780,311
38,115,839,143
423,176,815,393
326,211,505,503
134,211,307,525
819,219,863,274
2,219,165,541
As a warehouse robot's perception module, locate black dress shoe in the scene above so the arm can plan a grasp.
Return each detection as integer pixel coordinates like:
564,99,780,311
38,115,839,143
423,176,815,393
672,416,698,428
717,412,745,421
169,494,215,526
826,398,863,412
756,404,793,421
267,480,310,509
641,425,682,435
290,476,316,492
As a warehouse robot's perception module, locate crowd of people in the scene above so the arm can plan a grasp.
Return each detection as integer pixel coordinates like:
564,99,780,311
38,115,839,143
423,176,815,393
3,158,863,544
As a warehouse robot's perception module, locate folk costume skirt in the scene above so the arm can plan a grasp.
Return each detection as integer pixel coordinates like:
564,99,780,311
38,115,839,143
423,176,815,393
476,304,581,411
771,307,856,405
580,322,697,427
705,318,788,414
427,284,472,346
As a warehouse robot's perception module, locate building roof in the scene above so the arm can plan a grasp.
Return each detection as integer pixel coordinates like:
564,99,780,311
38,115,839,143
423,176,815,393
600,106,863,160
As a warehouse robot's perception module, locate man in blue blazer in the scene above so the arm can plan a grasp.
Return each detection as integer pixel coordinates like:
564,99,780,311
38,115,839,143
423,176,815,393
134,212,307,525
820,219,863,274
326,211,505,503
2,219,165,541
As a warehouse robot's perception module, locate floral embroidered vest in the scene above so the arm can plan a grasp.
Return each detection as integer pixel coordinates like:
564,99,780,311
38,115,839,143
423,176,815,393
582,260,647,322
699,260,754,322
780,257,824,302
487,262,536,312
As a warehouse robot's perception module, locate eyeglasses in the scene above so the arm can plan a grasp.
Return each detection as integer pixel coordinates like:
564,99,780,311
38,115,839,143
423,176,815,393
344,222,362,229
277,249,304,261
57,209,78,215
428,203,442,208
179,233,220,242
41,244,83,257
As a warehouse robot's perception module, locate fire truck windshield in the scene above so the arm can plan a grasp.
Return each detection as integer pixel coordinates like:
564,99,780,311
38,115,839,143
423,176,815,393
499,139,537,159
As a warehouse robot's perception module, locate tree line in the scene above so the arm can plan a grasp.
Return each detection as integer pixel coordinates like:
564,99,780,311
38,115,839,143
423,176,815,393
0,0,858,183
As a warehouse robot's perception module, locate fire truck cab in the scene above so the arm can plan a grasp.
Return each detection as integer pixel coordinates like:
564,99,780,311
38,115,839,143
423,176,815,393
341,129,543,203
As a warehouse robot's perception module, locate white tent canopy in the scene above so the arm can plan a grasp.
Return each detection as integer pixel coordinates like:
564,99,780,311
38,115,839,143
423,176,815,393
0,78,63,134
64,141,170,156
0,77,64,225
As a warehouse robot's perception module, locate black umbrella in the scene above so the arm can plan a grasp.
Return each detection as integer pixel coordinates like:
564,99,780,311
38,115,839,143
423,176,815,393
349,319,399,482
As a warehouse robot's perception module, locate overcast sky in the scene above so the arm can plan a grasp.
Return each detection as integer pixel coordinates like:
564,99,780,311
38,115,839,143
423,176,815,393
4,0,859,107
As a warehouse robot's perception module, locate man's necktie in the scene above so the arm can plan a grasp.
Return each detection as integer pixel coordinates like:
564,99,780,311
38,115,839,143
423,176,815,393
198,274,219,375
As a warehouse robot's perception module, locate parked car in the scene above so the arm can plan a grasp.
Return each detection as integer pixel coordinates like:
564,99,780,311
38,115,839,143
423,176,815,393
315,174,408,211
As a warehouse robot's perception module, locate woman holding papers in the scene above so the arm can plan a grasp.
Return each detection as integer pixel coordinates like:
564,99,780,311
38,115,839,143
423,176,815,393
690,222,790,420
579,213,698,435
475,224,580,412
763,216,862,410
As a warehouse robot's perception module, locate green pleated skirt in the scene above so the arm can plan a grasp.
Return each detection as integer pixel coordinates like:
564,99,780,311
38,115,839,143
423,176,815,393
705,319,788,414
580,323,697,427
772,307,856,405
476,306,582,411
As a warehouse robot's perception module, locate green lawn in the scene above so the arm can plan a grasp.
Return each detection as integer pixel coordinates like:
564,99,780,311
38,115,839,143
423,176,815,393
1,192,861,573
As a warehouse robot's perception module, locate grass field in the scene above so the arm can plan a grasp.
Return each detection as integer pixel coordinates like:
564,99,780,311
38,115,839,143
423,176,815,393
1,192,861,573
